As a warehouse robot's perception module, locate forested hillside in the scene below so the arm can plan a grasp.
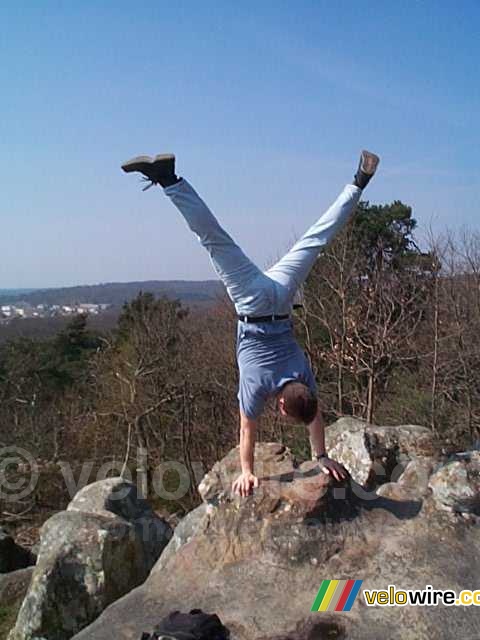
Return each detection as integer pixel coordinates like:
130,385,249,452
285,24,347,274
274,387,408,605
0,280,223,306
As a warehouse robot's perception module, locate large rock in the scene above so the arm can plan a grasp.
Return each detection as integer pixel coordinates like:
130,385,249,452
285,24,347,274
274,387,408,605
428,451,480,514
0,566,35,607
376,456,434,502
0,528,36,574
8,478,172,640
325,417,436,486
72,435,480,640
154,503,207,572
0,567,35,640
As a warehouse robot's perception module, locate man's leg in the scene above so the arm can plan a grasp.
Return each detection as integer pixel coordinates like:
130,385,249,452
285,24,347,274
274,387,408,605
265,150,379,295
164,178,263,308
265,183,361,290
122,154,264,311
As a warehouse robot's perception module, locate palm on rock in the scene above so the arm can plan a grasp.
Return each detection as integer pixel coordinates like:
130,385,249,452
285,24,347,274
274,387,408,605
232,472,259,497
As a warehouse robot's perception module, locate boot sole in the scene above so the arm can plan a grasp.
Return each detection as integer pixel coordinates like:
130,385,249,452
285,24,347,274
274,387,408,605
360,150,380,175
121,154,175,174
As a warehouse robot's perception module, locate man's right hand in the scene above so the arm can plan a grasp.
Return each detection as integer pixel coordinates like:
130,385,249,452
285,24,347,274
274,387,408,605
232,472,259,497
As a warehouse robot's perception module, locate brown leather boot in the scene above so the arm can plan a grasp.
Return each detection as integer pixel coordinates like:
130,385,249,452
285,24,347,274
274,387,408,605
353,150,380,189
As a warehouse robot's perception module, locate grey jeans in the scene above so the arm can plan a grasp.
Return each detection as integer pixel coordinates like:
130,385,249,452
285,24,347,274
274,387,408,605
164,178,361,316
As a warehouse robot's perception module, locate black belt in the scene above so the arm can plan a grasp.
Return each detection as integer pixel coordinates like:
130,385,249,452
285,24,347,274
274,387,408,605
237,314,290,323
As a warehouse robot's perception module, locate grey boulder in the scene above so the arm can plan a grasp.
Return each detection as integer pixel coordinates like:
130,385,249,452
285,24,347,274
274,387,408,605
325,417,435,486
8,478,172,640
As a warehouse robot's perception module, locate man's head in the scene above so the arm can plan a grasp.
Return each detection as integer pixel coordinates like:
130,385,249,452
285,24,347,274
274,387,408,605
277,381,318,425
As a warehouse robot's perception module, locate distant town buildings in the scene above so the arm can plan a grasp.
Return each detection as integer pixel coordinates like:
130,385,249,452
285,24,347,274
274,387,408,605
0,302,111,323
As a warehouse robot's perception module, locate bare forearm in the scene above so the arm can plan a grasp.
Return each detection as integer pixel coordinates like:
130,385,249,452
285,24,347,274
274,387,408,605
308,409,326,458
239,414,257,474
233,414,259,497
308,409,349,481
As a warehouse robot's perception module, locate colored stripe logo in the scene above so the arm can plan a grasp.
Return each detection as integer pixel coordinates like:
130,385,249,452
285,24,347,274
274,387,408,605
311,579,363,612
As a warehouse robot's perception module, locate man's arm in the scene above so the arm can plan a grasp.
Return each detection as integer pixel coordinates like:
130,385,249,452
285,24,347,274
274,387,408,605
308,407,348,482
232,412,259,497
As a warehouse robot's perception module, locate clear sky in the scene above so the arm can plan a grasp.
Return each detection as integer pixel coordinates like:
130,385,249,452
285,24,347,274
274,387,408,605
1,1,479,288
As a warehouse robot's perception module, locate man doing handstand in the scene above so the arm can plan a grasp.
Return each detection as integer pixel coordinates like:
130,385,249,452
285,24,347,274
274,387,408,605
122,150,379,497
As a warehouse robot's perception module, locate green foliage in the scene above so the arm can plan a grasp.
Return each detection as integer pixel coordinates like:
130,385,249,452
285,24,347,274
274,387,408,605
304,199,437,422
115,291,187,347
49,314,102,390
375,369,433,426
0,315,102,398
353,200,419,271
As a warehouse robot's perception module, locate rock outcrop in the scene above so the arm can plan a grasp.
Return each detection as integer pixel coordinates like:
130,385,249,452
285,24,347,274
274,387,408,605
8,478,172,640
324,417,435,486
0,567,35,640
0,567,35,608
429,451,480,514
71,419,480,640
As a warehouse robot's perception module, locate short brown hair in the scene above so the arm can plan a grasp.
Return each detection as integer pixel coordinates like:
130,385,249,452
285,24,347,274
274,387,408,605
280,381,318,424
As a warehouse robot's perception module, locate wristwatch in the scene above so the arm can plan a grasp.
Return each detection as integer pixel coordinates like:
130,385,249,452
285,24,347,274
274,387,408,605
313,453,329,462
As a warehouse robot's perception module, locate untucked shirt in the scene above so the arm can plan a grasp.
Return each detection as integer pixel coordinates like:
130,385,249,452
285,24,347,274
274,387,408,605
236,318,317,419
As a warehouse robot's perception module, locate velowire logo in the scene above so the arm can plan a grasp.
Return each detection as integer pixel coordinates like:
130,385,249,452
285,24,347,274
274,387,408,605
311,579,363,612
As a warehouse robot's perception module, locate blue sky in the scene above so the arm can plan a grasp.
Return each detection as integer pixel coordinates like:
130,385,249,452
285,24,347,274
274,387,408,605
1,1,479,288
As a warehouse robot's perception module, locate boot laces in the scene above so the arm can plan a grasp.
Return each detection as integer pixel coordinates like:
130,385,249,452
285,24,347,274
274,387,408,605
140,176,157,191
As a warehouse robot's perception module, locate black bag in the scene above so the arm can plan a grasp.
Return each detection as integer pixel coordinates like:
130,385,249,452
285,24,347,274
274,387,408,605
140,608,229,640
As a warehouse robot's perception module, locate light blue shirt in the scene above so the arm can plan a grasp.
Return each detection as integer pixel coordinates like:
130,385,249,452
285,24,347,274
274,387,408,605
236,318,317,419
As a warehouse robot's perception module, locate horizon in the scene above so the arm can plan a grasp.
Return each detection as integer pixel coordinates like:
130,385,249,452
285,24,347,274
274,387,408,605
0,278,222,292
0,279,225,302
2,2,479,288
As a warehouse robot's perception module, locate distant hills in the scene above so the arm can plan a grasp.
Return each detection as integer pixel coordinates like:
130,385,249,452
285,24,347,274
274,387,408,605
0,280,225,307
0,288,38,296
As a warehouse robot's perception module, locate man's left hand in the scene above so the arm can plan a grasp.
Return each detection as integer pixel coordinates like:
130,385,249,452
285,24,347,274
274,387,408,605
318,456,348,482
